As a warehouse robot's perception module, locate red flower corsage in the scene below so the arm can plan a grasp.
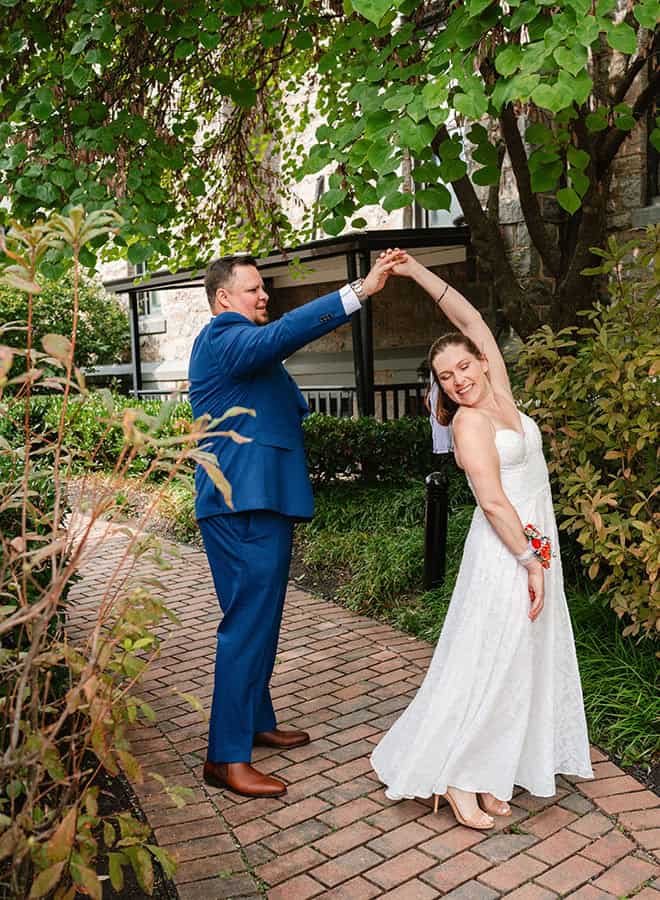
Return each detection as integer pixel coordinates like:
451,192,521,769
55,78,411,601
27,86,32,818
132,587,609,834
523,524,553,569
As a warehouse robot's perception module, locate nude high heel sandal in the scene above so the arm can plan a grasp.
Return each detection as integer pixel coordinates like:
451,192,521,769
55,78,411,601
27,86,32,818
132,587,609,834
434,791,494,830
478,793,511,817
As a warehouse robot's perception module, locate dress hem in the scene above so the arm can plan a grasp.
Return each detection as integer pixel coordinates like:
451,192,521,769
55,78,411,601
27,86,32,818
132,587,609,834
371,761,594,803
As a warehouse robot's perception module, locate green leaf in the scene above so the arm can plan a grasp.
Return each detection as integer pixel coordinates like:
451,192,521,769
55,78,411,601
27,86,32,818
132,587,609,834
31,102,52,121
422,80,447,110
28,862,65,899
472,165,500,186
108,853,126,893
292,31,314,50
352,0,395,25
428,106,449,127
398,117,436,154
439,138,462,159
125,847,154,896
200,31,221,49
71,863,102,900
531,83,569,113
367,142,396,173
574,16,600,47
147,845,177,880
187,176,205,196
586,108,608,132
453,90,488,120
567,146,590,171
557,186,581,214
416,185,451,210
510,2,540,28
606,22,637,55
614,112,636,131
127,243,152,265
439,157,468,182
468,0,494,15
472,142,498,167
526,123,553,145
260,29,284,49
554,44,588,76
322,215,346,236
383,191,413,212
633,0,660,28
412,162,443,183
351,217,368,228
570,169,590,197
407,94,427,124
495,46,523,77
530,162,562,192
650,128,660,153
320,188,348,209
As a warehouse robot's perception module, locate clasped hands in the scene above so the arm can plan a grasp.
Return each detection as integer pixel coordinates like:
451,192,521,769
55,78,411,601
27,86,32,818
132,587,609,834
361,248,418,296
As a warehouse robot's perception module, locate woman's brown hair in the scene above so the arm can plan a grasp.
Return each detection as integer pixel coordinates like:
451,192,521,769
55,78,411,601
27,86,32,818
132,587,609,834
425,332,485,425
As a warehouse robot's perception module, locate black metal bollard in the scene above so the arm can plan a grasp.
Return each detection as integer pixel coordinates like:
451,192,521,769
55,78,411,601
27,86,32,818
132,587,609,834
424,469,449,590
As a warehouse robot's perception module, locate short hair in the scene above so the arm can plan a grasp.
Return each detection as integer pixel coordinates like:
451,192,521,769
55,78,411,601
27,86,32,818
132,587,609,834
204,255,257,309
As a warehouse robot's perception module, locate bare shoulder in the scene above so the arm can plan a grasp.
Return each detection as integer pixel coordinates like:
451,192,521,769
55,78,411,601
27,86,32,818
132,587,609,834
452,407,493,442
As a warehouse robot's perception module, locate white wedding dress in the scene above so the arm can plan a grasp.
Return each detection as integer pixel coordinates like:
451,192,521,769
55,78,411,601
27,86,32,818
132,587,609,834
371,412,593,801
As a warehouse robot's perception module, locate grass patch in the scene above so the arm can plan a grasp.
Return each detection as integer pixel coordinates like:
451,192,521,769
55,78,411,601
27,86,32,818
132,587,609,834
570,590,659,767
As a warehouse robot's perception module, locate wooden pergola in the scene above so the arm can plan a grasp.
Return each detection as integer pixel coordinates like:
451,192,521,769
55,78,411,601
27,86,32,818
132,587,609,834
103,226,470,417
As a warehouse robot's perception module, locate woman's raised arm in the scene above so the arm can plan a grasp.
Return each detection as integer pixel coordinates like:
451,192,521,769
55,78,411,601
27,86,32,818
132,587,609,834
391,251,512,399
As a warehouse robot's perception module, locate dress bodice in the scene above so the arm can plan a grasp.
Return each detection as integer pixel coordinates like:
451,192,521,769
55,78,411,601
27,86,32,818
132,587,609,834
466,412,551,508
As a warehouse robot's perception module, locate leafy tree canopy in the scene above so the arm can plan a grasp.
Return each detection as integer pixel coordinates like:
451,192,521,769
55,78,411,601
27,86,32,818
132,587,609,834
0,0,658,333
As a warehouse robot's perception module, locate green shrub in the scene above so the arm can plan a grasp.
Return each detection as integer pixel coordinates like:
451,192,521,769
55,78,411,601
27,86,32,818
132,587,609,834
7,396,436,485
303,413,434,483
0,272,129,380
299,470,473,615
518,226,659,640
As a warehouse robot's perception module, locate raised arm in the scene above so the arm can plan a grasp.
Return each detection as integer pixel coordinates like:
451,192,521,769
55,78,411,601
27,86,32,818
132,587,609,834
393,252,512,398
213,251,403,378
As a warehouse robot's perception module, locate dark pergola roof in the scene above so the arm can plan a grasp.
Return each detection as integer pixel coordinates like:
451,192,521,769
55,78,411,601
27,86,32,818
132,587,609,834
103,226,470,295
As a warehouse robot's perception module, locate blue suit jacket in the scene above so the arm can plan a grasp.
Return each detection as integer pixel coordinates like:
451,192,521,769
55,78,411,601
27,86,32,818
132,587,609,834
188,290,351,520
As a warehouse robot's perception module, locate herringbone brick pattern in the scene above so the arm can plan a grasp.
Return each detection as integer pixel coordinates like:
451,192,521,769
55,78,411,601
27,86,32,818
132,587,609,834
68,522,660,899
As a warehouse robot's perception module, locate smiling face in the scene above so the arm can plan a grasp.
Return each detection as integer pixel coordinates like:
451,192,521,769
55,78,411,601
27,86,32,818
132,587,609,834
214,264,269,324
432,342,489,408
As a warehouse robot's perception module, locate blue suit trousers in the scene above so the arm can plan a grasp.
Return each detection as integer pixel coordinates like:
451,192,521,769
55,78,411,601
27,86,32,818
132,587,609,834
199,510,294,762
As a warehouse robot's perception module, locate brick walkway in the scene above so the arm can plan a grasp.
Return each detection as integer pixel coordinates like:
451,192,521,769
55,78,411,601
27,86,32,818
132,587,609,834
68,523,660,900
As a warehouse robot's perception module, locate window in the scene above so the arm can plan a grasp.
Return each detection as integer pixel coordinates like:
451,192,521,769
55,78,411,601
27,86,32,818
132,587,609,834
134,261,161,317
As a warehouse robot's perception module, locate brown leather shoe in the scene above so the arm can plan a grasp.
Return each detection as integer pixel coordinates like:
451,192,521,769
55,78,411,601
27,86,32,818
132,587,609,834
203,761,286,798
253,728,310,750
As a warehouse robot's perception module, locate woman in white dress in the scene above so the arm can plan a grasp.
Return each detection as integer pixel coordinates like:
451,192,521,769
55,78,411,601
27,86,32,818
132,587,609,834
371,252,593,830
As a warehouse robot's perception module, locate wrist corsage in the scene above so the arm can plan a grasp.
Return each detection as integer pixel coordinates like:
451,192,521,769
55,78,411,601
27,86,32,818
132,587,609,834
516,524,553,569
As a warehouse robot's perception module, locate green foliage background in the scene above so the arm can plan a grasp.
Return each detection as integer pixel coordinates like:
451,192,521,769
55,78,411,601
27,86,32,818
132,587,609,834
0,273,129,377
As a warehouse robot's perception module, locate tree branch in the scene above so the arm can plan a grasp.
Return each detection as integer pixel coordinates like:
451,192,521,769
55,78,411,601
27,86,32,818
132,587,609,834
598,61,660,177
500,105,562,278
431,127,541,338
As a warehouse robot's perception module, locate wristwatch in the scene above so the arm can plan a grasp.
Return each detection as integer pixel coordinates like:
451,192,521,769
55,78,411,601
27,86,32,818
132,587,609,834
350,278,368,302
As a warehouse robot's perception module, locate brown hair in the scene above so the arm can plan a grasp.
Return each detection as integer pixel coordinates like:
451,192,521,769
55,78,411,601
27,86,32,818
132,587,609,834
426,332,485,425
204,255,257,310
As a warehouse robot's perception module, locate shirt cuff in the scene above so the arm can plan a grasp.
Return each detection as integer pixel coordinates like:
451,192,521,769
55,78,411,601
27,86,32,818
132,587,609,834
339,283,362,316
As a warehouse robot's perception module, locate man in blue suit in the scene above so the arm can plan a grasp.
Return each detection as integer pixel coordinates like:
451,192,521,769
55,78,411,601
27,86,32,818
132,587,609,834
188,251,399,798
